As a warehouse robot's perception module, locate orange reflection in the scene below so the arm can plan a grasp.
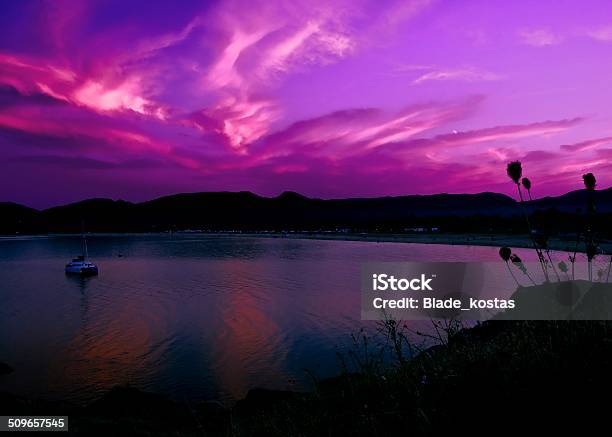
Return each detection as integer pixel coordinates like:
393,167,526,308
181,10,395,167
208,260,287,399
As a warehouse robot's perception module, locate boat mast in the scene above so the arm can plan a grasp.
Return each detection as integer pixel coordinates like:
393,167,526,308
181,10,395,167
81,220,88,260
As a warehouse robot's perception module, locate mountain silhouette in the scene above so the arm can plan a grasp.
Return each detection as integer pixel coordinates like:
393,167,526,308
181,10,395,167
1,188,611,234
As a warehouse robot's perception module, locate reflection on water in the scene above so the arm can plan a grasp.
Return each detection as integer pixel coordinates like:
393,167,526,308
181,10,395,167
0,234,558,404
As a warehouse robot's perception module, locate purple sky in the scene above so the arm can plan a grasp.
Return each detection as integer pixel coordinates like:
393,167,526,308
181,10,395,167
1,0,612,208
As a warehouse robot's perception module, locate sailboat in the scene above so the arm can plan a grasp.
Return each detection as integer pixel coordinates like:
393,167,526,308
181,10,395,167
65,227,99,275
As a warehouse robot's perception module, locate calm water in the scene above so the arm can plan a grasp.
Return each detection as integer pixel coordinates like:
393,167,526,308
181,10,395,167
0,234,542,404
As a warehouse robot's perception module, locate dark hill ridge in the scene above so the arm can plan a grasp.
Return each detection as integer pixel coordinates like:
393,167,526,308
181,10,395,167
1,188,611,234
0,202,38,218
0,202,39,230
525,188,612,213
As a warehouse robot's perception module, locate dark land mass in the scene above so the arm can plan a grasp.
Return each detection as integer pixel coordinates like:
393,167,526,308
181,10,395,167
1,188,612,236
2,317,611,435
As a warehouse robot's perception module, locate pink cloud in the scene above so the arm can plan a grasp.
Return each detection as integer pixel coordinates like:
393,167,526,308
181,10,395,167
412,67,502,85
73,79,160,117
586,26,612,42
0,86,198,170
517,28,563,47
254,96,485,160
202,95,281,151
197,0,374,149
1,0,436,160
560,136,612,152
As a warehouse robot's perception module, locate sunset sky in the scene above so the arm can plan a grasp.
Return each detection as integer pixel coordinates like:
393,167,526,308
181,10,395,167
1,0,612,208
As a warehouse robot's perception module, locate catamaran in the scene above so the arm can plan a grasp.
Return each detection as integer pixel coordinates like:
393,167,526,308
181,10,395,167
65,230,99,275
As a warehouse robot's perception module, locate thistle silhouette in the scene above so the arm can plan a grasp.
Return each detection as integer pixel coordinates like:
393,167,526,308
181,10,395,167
583,172,598,281
534,234,560,282
506,161,549,281
509,253,536,285
507,161,523,199
499,247,520,287
499,246,512,261
586,243,597,281
583,173,596,191
568,253,577,280
521,178,532,201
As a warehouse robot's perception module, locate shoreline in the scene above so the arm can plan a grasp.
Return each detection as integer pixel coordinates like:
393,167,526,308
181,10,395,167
215,232,612,253
228,232,584,250
1,231,610,253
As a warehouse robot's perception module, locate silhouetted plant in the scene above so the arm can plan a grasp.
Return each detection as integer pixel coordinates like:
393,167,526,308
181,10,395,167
583,173,596,191
586,243,597,281
506,161,548,280
521,177,532,200
510,253,536,285
583,172,598,281
499,246,511,261
507,161,522,187
570,245,579,280
499,247,520,287
534,234,560,281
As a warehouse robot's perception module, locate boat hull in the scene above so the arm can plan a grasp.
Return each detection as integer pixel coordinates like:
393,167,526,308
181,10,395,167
65,267,98,276
65,263,99,276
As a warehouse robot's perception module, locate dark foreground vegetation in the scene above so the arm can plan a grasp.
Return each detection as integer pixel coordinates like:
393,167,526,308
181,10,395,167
2,319,612,435
1,188,612,235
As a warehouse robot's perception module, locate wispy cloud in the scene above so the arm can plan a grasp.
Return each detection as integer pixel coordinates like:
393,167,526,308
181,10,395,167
197,0,429,150
517,28,563,47
411,67,502,85
560,136,612,152
586,25,612,41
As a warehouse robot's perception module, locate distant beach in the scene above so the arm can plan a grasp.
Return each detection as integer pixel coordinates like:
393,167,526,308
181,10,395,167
225,232,612,254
